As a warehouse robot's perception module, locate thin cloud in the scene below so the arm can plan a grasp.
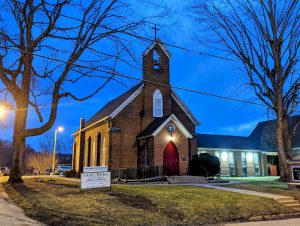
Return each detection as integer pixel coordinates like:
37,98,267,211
219,120,260,134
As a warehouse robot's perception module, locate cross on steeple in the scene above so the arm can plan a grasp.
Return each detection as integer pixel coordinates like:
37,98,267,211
152,24,160,40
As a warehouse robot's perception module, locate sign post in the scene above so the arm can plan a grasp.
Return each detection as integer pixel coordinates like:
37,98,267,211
291,166,300,182
288,161,300,190
81,166,111,190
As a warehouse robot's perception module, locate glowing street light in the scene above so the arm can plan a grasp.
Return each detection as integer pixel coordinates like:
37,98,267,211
52,126,64,174
0,105,7,119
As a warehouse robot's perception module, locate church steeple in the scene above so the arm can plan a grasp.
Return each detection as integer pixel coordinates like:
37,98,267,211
141,39,172,123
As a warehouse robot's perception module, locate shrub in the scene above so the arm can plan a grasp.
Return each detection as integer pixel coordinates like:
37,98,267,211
65,169,77,178
189,153,220,178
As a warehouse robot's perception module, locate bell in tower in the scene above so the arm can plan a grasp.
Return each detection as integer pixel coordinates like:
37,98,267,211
153,50,160,70
142,39,171,85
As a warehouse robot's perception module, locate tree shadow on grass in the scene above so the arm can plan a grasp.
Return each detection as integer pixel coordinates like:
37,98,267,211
109,191,185,221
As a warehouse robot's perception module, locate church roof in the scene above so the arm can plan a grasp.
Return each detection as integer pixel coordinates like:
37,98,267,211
142,39,171,58
138,114,193,139
85,83,143,127
248,115,300,151
137,115,171,138
197,134,257,150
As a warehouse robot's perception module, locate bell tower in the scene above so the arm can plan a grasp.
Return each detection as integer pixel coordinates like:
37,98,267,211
141,39,172,129
142,39,171,85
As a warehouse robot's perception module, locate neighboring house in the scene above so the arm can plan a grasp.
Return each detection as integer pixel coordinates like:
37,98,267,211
72,39,199,178
197,116,300,177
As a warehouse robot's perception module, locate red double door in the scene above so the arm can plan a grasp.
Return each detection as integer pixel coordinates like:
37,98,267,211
163,142,179,176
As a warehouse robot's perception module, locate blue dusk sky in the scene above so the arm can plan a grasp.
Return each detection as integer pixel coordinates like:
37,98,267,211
0,0,275,151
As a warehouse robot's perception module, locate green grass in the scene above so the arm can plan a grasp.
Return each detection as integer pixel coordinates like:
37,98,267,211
2,177,296,225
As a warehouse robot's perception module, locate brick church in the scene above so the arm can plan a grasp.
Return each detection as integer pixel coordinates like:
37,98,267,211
72,39,199,177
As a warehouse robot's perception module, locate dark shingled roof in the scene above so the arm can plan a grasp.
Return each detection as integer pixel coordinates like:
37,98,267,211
137,115,171,138
197,134,257,150
197,115,300,151
85,83,142,127
249,115,300,151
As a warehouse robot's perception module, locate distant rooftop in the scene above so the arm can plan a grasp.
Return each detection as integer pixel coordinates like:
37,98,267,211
197,115,300,151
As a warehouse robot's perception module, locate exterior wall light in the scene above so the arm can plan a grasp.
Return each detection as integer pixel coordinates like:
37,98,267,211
221,152,228,161
247,152,253,162
168,135,175,142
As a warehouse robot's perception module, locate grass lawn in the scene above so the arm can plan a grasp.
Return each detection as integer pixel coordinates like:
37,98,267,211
1,177,297,225
220,177,300,201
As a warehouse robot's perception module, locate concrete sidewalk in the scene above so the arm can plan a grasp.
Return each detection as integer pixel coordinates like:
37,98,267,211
0,184,44,226
195,184,289,200
224,218,300,226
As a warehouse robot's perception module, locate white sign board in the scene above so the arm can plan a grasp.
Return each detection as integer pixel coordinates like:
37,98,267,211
81,172,111,189
83,166,108,173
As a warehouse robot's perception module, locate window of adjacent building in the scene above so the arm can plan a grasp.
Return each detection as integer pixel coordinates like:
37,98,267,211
241,152,247,176
153,50,160,70
215,151,221,175
229,152,235,176
153,89,163,117
253,152,260,175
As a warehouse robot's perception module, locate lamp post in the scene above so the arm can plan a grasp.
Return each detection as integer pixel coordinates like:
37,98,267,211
52,126,64,174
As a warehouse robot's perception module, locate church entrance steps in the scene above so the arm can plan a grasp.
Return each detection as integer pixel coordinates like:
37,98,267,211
277,199,298,205
168,176,207,184
275,197,300,209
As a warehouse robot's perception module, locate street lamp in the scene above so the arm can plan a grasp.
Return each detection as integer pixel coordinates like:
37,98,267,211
52,126,64,174
0,105,6,119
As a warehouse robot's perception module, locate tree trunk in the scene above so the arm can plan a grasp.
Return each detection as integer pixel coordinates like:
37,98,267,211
276,116,290,182
8,104,28,184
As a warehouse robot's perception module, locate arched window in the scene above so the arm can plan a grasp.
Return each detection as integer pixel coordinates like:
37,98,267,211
87,137,92,167
96,133,101,166
153,89,163,117
73,142,77,169
153,50,160,70
102,137,106,166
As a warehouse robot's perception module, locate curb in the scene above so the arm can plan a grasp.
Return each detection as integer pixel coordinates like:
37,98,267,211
248,212,300,221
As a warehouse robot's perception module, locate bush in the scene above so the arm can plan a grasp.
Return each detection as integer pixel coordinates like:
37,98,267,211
189,153,220,178
65,169,77,178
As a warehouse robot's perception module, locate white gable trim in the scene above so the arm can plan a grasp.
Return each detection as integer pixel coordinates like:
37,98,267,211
109,84,144,119
152,114,193,138
142,40,171,59
171,90,200,126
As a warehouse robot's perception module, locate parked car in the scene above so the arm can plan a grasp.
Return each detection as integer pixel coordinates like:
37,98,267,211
0,167,10,176
57,165,72,175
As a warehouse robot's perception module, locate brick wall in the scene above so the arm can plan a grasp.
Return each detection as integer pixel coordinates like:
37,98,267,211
153,120,189,175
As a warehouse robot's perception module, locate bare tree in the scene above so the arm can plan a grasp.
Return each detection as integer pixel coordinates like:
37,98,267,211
0,139,35,169
192,0,300,181
26,150,54,175
0,0,152,183
39,129,72,153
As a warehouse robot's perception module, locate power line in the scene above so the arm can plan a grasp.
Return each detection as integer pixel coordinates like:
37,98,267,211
0,44,298,114
12,0,234,62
